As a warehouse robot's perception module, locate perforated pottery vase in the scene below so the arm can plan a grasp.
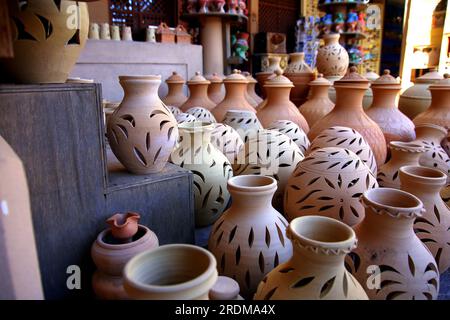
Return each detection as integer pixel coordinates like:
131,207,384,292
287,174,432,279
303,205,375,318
210,123,244,164
346,188,439,300
267,120,310,155
107,75,178,174
254,216,368,300
208,175,293,299
222,110,263,142
316,33,349,82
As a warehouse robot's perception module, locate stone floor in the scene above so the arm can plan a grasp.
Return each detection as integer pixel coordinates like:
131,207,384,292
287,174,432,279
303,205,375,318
439,270,450,300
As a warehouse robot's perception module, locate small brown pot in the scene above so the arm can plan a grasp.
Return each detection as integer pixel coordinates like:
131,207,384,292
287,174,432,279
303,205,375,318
162,72,188,108
180,72,216,111
206,73,225,105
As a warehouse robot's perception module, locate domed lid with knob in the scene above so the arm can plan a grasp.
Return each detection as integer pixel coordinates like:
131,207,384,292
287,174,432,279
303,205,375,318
242,71,257,84
165,71,186,84
264,70,294,88
415,69,444,84
334,66,369,88
363,69,380,82
187,71,211,85
371,69,401,88
309,73,331,87
205,73,223,84
223,69,249,83
429,73,450,90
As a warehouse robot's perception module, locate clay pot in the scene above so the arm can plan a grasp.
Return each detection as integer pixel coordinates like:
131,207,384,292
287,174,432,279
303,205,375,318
121,26,133,41
111,25,121,41
106,212,140,241
267,120,310,155
233,130,304,211
209,276,243,300
284,53,315,107
206,73,225,105
361,69,379,109
346,188,439,300
208,175,293,299
180,72,216,111
89,23,100,40
254,216,368,300
366,70,416,144
222,110,263,142
171,122,233,227
123,244,218,300
167,105,182,116
91,224,159,299
212,70,257,122
414,74,450,128
243,72,264,107
210,123,244,164
107,75,179,174
377,141,426,188
285,147,378,227
186,107,217,123
399,70,443,119
399,165,450,274
175,113,197,124
256,56,282,98
100,23,111,40
0,0,89,83
298,74,335,128
162,72,188,108
257,71,310,133
309,67,387,167
316,33,349,81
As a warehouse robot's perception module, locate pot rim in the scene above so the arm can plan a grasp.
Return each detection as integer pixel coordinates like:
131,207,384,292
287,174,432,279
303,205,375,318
227,175,277,193
95,225,153,250
178,121,214,132
399,165,447,185
415,123,448,136
389,141,426,153
119,75,161,81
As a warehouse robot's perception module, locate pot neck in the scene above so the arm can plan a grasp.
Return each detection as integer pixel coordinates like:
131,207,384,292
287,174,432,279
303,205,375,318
360,205,416,238
208,83,223,94
265,87,292,104
399,167,447,197
224,83,248,100
389,147,423,166
310,85,330,99
167,83,185,96
121,79,160,99
334,87,366,112
415,127,447,144
229,187,276,210
429,89,450,110
188,84,209,99
371,87,400,109
247,82,257,94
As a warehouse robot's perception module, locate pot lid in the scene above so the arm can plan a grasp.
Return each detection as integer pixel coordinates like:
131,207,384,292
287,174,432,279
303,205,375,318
363,69,380,82
415,69,444,84
205,73,223,83
309,73,331,86
429,73,450,89
187,71,210,85
264,70,294,88
165,71,186,84
334,66,369,88
223,69,248,83
372,69,401,87
242,71,258,84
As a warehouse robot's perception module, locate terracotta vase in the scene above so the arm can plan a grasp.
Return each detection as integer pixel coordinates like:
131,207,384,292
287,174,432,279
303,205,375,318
316,33,349,82
123,244,218,300
186,107,217,123
254,216,368,300
210,123,244,164
233,130,304,211
267,120,310,155
162,72,188,108
346,188,439,300
257,71,310,133
222,110,263,142
212,70,257,122
284,53,315,107
0,0,89,83
377,141,426,188
414,74,450,128
308,67,387,167
206,73,225,105
208,175,293,299
399,70,443,120
180,72,216,111
106,212,140,241
171,122,233,227
307,126,377,175
399,165,450,274
285,147,378,227
175,113,197,124
107,75,179,174
209,276,243,300
366,70,416,144
256,56,282,98
298,74,335,128
91,218,159,300
243,72,264,107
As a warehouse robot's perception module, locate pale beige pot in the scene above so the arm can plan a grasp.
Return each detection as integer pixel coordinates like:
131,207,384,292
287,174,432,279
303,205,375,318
346,188,439,300
233,130,304,211
1,0,89,83
299,74,335,128
366,70,416,144
257,71,310,133
91,225,159,299
167,105,182,116
267,120,310,155
208,175,293,299
285,147,378,227
107,75,179,174
222,110,263,142
284,52,315,107
162,72,188,108
316,33,349,80
206,73,225,105
209,276,243,300
307,126,377,175
180,72,216,111
212,70,257,122
171,122,233,227
399,165,450,274
254,216,368,300
399,70,443,120
123,244,218,300
243,72,264,107
210,123,244,164
377,141,425,188
176,113,197,124
186,107,217,123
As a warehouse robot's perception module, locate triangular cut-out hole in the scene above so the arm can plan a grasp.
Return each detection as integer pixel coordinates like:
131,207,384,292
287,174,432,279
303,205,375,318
67,29,80,45
13,17,37,41
36,14,53,39
53,0,62,11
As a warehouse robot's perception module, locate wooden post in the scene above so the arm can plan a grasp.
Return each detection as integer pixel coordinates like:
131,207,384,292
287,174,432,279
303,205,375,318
0,1,13,58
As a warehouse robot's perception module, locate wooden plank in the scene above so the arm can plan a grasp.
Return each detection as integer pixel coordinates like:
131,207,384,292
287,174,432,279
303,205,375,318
0,0,14,58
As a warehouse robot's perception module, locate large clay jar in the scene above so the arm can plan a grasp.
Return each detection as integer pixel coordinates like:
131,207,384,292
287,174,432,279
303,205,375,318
256,56,282,98
107,75,178,174
212,70,257,122
284,52,315,107
399,70,443,120
210,123,244,164
91,218,159,300
233,130,304,211
414,74,450,128
307,126,377,175
257,71,310,133
308,67,387,167
0,0,89,83
180,72,216,111
123,244,218,300
208,175,293,299
267,120,310,155
377,141,425,188
243,72,264,107
399,165,450,274
254,216,368,300
162,72,188,108
223,110,263,142
285,147,378,227
346,188,439,300
171,122,233,227
366,70,416,144
206,73,225,105
316,33,349,82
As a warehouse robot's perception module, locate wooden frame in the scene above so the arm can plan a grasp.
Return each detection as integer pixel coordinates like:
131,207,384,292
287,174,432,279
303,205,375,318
0,0,13,58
